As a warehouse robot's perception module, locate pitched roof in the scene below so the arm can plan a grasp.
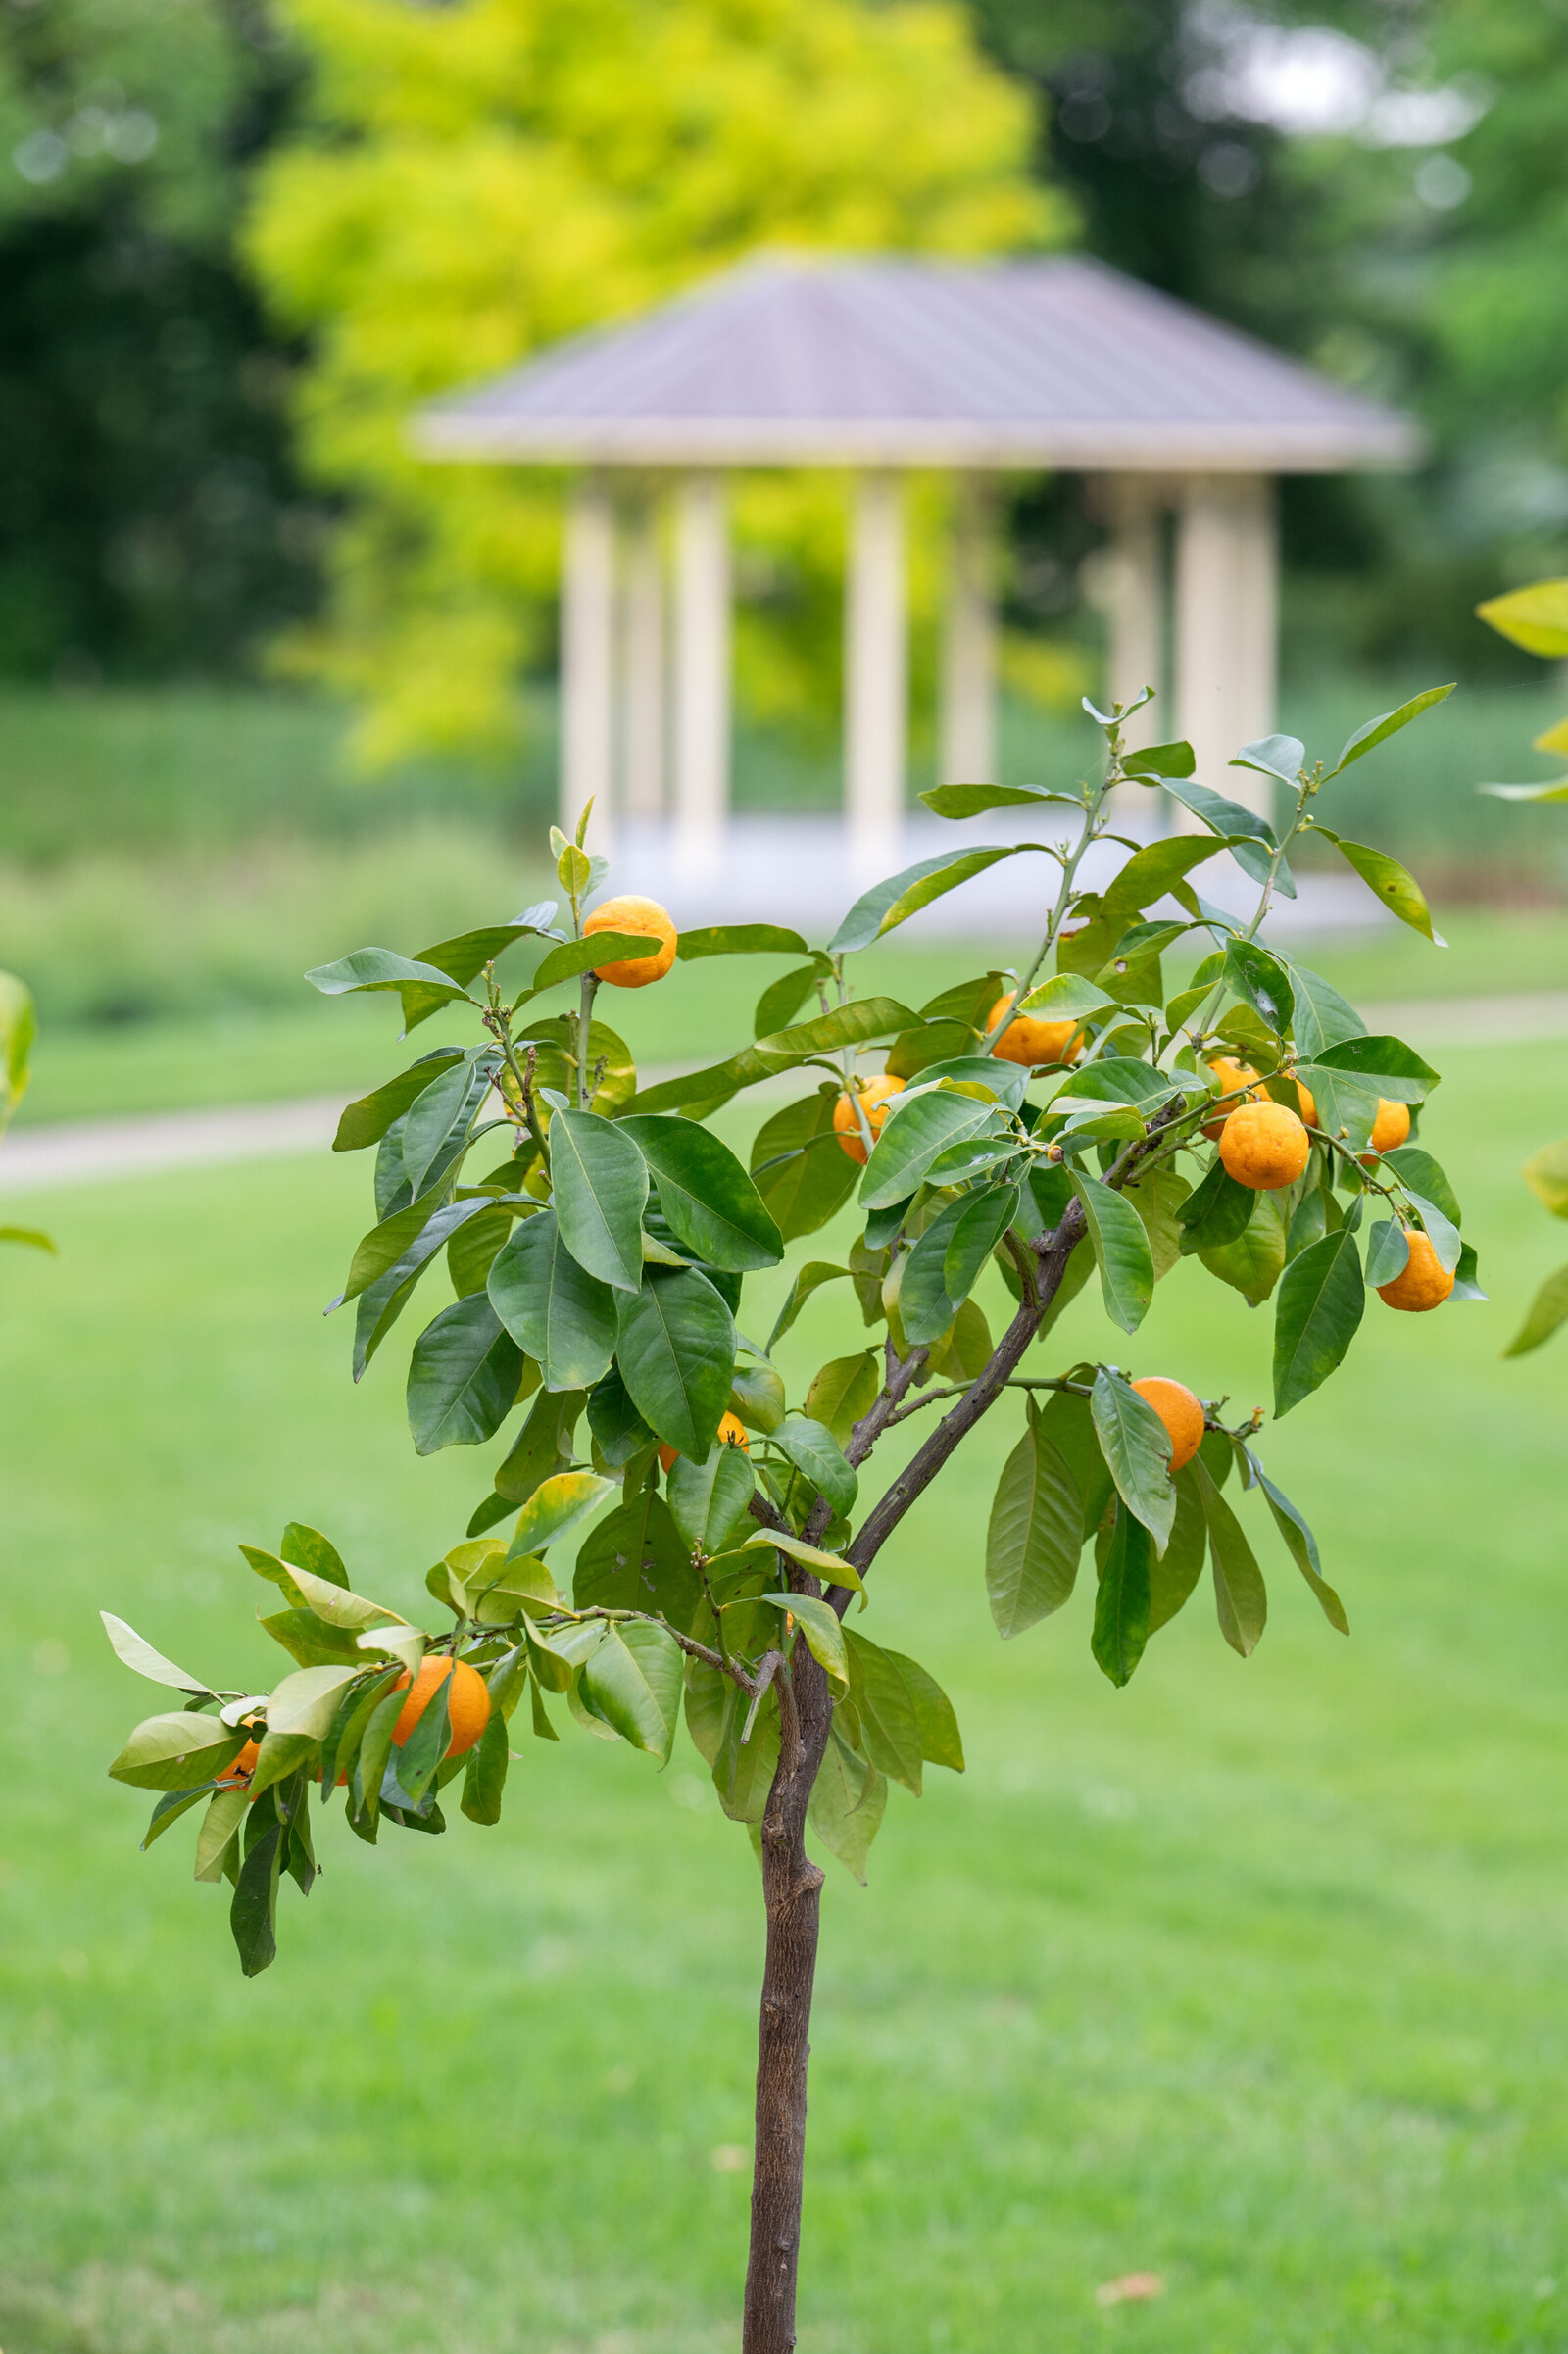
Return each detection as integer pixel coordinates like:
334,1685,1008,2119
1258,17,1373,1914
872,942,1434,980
416,252,1419,473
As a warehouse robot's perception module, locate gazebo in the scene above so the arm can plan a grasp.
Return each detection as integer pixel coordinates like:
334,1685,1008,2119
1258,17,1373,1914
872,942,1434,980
417,253,1418,862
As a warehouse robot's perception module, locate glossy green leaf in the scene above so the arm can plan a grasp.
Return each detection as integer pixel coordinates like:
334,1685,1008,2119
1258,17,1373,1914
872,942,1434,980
1311,1034,1438,1102
766,1593,849,1695
1069,1173,1154,1335
1246,1456,1348,1633
1148,1462,1206,1633
1121,738,1195,779
1314,828,1446,945
676,923,810,959
808,1724,887,1882
1161,775,1275,847
883,1648,963,1771
728,1359,786,1434
767,1260,851,1351
1233,731,1304,784
1272,1225,1365,1416
1285,962,1366,1057
1477,776,1568,803
1176,1157,1254,1255
307,945,472,1007
574,1489,701,1629
1503,1260,1568,1356
666,1442,756,1556
843,1629,922,1788
1015,972,1115,1020
406,1295,524,1454
1091,1365,1176,1550
585,1368,655,1469
496,1385,583,1502
461,1713,511,1826
332,1053,466,1152
1199,1187,1289,1306
1101,837,1226,931
1224,939,1293,1038
619,1115,782,1271
750,1091,860,1241
1193,1457,1268,1656
509,1469,614,1559
830,848,1028,952
266,1665,363,1741
614,1266,736,1461
767,1417,858,1518
1330,682,1454,774
230,1821,283,1976
1121,1164,1191,1282
1091,1503,1152,1687
919,780,1081,818
400,1061,480,1198
529,932,658,992
1363,1218,1410,1290
859,1089,998,1210
985,1407,1081,1637
100,1612,213,1697
627,999,917,1114
580,1621,683,1763
487,1209,617,1392
805,1350,879,1448
737,1529,863,1592
753,963,821,1039
109,1711,244,1791
548,1108,648,1293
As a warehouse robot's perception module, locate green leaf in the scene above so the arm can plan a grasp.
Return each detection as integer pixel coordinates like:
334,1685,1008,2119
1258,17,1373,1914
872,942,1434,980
586,1368,656,1469
808,1724,887,1882
738,1530,864,1591
767,1417,858,1519
843,1629,922,1788
1311,1034,1439,1102
830,848,1030,952
1522,1141,1568,1219
1101,837,1226,931
580,1622,683,1762
332,1052,466,1152
728,1360,786,1434
1176,1157,1255,1255
230,1821,283,1977
496,1384,584,1502
509,1469,615,1558
1091,1366,1177,1550
767,1593,849,1695
1379,1146,1462,1227
281,1525,348,1588
1314,828,1446,945
1272,1225,1365,1417
194,1787,249,1882
805,1350,879,1448
417,920,551,986
266,1665,363,1740
882,1649,963,1771
448,1203,514,1300
1161,774,1275,846
1224,939,1293,1038
530,932,659,992
258,1609,367,1669
1330,683,1454,774
1091,1503,1152,1687
750,1091,860,1241
338,1191,485,1309
1285,962,1366,1058
676,923,809,959
109,1711,245,1791
1477,776,1568,803
400,1060,481,1198
1015,972,1115,1020
754,963,821,1039
406,1295,524,1454
766,1260,851,1350
919,780,1081,818
1232,732,1304,785
897,1196,972,1345
0,1225,54,1252
306,945,472,1011
487,1209,618,1392
100,1611,213,1697
619,1116,782,1272
462,1713,511,1825
1121,1164,1191,1282
985,1408,1081,1637
1199,1187,1289,1306
1246,1456,1348,1634
1068,1173,1154,1335
859,1090,999,1210
549,1108,648,1293
666,1443,756,1555
1149,1463,1206,1634
614,1266,736,1460
0,967,36,1115
1476,581,1568,659
574,1490,702,1630
1503,1261,1568,1357
1121,738,1195,779
1364,1218,1410,1290
1193,1458,1268,1656
627,999,917,1114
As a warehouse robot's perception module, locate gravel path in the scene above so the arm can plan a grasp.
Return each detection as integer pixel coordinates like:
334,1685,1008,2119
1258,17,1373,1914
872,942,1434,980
3,994,1566,1195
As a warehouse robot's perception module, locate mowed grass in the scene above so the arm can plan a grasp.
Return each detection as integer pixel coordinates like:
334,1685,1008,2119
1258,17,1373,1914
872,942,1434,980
3,1036,1568,2352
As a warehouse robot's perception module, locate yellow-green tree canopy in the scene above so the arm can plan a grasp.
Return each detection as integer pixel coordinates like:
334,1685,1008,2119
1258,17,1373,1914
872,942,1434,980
247,0,1064,767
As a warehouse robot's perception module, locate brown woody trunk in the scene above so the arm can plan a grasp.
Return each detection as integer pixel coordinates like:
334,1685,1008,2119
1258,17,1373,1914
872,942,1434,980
742,1644,835,2354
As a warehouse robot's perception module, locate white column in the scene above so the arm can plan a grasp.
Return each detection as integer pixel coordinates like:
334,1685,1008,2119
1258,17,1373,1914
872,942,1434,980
620,489,665,819
845,470,907,872
673,470,731,869
939,475,996,785
560,473,615,845
1174,473,1278,821
1099,477,1165,750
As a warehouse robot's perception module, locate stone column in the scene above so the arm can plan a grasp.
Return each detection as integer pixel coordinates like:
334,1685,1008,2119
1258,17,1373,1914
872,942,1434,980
939,475,996,785
1174,473,1279,822
560,472,615,843
621,488,665,819
845,469,907,873
673,470,731,869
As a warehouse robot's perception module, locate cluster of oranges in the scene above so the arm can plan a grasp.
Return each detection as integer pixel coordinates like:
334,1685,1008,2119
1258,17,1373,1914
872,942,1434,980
217,1657,492,1799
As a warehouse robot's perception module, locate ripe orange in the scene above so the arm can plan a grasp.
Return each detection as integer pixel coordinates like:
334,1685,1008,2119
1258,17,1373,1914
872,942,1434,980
1201,1056,1264,1141
659,1411,751,1474
1376,1228,1454,1313
986,995,1081,1068
583,894,677,988
391,1656,491,1758
216,1737,260,1792
1218,1100,1310,1191
1130,1377,1205,1472
1297,1081,1409,1158
1296,1080,1318,1127
832,1074,905,1163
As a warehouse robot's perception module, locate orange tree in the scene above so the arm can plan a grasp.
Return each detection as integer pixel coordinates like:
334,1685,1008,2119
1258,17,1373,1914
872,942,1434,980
1475,578,1568,1354
104,683,1473,2354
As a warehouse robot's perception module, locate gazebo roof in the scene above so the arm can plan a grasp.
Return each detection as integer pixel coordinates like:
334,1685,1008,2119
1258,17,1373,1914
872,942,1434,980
416,252,1419,474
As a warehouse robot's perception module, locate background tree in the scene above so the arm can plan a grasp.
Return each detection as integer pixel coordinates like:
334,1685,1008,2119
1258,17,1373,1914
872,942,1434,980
103,680,1473,2350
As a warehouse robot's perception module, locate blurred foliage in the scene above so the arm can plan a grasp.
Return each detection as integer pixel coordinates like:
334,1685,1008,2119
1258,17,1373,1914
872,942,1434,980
0,0,324,677
244,0,1061,767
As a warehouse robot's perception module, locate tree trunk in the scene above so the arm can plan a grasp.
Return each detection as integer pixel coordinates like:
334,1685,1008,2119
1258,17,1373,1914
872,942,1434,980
742,1643,835,2354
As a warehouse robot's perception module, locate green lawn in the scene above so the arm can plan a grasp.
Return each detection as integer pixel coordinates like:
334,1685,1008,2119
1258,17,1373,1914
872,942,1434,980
13,907,1568,1130
2,1025,1567,2352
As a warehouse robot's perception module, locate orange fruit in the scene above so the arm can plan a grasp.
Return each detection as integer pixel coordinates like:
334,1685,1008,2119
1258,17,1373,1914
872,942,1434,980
1201,1056,1264,1141
1130,1377,1205,1473
659,1412,751,1474
583,894,677,988
216,1737,260,1792
1296,1080,1318,1127
391,1656,491,1758
832,1074,905,1163
1365,1099,1411,1156
986,995,1082,1068
1218,1100,1310,1191
1376,1228,1454,1313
